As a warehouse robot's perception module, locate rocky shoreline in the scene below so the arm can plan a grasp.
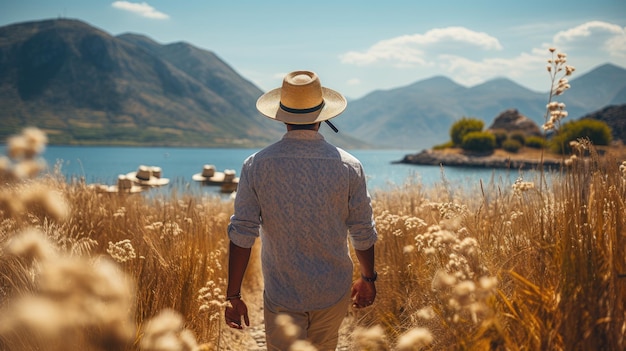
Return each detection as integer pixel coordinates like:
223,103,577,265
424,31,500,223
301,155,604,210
394,149,564,170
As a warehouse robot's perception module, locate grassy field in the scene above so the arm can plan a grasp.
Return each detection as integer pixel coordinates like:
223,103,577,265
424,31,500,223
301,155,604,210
1,127,625,350
1,49,625,351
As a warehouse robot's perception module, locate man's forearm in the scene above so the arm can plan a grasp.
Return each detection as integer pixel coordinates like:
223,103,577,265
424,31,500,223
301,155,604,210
355,244,375,278
227,240,252,296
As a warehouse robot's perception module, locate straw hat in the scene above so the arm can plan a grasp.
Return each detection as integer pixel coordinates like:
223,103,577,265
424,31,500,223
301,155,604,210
90,175,143,194
220,169,239,193
127,165,170,187
222,169,239,183
192,164,227,184
256,71,347,124
220,182,238,193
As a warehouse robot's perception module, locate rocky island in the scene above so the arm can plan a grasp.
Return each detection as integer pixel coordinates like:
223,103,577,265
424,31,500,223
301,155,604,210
394,148,563,170
394,107,626,170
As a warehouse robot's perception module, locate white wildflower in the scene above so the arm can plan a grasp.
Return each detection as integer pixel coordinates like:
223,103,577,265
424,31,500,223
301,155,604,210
396,327,433,351
106,239,136,263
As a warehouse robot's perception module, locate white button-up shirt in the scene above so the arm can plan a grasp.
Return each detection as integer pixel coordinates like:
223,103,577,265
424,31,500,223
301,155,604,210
228,130,378,311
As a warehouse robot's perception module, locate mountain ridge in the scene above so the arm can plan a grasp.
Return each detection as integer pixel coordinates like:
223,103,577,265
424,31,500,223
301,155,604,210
335,62,626,148
0,18,370,149
1,18,283,147
1,18,625,150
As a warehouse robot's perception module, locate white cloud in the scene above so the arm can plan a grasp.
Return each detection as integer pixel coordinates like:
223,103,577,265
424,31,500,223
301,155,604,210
554,21,623,42
111,1,169,19
437,52,546,87
553,21,626,59
607,33,626,59
338,20,626,93
347,78,361,86
339,27,502,66
433,21,626,89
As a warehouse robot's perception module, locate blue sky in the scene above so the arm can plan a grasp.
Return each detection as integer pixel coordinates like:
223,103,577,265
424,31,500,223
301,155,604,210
2,0,625,99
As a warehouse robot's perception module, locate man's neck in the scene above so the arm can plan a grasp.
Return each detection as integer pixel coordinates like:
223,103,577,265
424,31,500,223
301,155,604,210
285,122,321,132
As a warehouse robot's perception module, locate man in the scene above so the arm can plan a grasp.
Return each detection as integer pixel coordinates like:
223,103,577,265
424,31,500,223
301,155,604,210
224,70,378,351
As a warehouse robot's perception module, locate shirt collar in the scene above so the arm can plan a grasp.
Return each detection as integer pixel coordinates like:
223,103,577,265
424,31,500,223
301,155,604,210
282,130,325,141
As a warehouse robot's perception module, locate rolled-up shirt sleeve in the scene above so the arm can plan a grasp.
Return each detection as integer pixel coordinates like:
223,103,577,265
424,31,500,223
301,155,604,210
347,163,378,250
227,158,260,248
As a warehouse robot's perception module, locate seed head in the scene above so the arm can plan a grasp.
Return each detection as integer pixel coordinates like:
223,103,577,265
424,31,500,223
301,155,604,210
396,327,433,350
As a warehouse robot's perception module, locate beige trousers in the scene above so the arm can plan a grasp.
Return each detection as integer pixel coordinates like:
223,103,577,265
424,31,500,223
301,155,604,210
264,290,351,351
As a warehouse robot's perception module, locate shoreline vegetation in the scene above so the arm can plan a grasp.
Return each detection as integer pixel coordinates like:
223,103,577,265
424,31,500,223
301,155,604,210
395,145,626,170
395,148,563,170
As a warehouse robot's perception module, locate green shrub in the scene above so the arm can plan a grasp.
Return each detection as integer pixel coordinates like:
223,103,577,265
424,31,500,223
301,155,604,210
510,132,526,146
450,118,484,146
525,136,546,149
502,138,523,153
433,140,455,150
492,130,508,148
550,119,612,154
461,131,496,153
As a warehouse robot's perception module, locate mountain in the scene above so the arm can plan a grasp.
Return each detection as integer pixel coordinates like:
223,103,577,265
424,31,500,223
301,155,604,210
581,104,626,143
0,19,369,149
333,76,548,148
613,86,626,105
0,19,284,147
331,77,467,148
335,64,626,149
1,19,625,150
564,64,626,109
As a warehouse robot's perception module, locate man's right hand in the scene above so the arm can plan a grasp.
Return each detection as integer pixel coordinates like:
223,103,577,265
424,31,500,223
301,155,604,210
351,278,376,308
224,299,250,329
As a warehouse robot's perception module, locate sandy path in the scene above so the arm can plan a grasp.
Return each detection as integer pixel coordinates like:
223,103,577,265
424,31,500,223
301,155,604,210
219,290,358,350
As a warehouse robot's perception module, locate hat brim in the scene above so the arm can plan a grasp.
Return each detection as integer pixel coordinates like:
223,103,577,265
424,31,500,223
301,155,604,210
126,172,170,187
106,186,144,193
256,87,347,124
192,171,226,183
88,184,144,194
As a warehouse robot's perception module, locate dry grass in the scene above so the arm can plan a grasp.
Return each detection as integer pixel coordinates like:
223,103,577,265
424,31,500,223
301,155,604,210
1,49,625,350
1,135,625,350
345,141,625,351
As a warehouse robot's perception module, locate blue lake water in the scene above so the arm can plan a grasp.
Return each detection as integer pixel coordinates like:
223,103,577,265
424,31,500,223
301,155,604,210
4,145,533,194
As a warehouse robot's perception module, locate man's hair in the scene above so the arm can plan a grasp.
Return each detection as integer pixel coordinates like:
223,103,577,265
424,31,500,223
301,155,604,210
286,123,319,130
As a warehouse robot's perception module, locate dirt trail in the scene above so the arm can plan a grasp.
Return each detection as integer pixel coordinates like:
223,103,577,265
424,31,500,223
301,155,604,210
219,290,359,350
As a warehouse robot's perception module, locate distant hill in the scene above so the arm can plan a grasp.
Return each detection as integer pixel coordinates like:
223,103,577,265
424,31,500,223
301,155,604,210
0,19,283,147
0,19,370,149
1,19,625,150
581,104,626,143
334,64,626,149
